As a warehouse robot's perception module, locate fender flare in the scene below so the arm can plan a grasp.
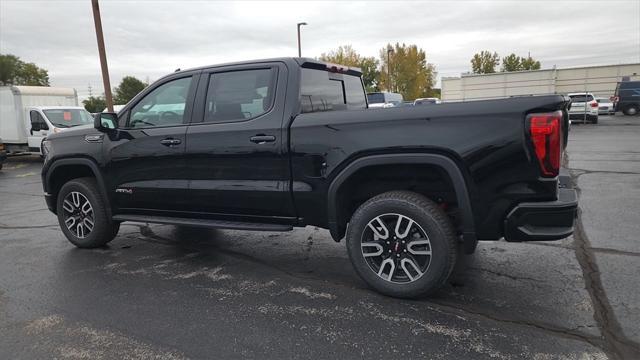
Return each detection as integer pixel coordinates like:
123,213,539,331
44,158,112,219
326,153,477,251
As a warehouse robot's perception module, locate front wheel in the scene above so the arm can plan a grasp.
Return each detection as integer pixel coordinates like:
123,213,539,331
346,191,458,298
56,177,119,248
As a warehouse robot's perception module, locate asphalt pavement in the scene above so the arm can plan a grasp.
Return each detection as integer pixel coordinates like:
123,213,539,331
1,115,639,359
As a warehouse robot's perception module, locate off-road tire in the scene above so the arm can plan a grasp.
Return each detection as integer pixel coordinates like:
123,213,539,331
56,177,119,248
346,191,458,298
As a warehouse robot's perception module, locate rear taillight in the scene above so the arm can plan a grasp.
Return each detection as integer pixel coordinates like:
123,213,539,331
590,101,598,108
529,111,563,177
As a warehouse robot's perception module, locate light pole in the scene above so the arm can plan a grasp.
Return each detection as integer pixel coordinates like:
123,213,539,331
387,47,394,92
297,22,307,57
91,0,114,112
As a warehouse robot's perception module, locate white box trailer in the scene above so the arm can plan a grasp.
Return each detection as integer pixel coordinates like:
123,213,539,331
0,86,78,153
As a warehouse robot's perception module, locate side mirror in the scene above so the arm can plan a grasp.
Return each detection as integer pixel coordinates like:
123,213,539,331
31,122,41,132
95,112,118,131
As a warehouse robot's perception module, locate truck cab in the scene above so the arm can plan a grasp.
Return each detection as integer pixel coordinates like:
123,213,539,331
26,106,94,154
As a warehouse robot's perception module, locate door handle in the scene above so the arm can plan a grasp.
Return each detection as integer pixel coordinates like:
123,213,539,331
160,138,182,146
250,135,276,144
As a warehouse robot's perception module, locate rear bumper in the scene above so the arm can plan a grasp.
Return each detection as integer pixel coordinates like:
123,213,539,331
504,178,578,242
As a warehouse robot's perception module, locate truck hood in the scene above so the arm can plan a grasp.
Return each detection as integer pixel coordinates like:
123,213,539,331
47,124,99,140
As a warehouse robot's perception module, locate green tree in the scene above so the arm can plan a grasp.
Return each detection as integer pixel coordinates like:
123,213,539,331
471,51,500,74
83,96,107,113
0,53,49,86
320,45,380,92
500,53,542,72
113,76,147,104
501,53,522,72
377,43,436,100
521,55,541,70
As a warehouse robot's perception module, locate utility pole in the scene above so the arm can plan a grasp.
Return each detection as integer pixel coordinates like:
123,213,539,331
297,22,307,57
387,47,394,92
91,0,114,112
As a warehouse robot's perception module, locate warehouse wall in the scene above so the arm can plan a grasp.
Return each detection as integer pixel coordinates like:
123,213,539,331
441,63,640,101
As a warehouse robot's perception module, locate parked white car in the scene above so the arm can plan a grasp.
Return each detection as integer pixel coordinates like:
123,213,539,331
595,97,615,115
568,93,599,124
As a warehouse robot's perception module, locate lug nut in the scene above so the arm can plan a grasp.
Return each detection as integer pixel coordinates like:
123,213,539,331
404,249,407,252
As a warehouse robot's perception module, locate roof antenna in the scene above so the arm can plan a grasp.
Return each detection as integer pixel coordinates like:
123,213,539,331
174,68,181,72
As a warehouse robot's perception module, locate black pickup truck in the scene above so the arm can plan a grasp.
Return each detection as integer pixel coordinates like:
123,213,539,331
41,58,577,298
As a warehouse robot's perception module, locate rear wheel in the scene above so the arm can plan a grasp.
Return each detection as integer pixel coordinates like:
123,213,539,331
346,191,457,298
56,178,119,248
623,105,638,116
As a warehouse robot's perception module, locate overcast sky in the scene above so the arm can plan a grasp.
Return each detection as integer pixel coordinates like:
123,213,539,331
1,0,639,100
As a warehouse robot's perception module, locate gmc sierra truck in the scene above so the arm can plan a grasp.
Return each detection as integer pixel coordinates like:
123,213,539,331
41,58,577,298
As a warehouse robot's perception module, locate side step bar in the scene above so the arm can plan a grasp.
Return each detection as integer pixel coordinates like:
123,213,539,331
112,215,293,232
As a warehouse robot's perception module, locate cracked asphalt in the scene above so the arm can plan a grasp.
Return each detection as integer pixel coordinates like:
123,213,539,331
1,115,639,359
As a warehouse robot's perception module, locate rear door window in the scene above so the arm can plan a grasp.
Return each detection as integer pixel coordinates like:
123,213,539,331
203,68,277,123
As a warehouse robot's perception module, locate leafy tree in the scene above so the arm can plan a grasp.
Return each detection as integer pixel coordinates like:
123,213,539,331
500,53,542,72
320,45,380,92
0,53,49,86
377,43,436,100
521,55,541,71
426,88,441,98
113,76,147,104
358,56,380,93
83,96,107,113
501,53,522,72
471,51,500,74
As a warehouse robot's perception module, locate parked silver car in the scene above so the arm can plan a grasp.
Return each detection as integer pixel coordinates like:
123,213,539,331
595,97,615,115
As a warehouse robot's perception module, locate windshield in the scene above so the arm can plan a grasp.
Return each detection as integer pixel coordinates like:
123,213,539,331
569,95,593,103
367,93,385,104
43,109,94,128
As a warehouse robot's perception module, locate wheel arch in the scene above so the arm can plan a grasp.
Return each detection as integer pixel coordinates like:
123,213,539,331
327,153,477,252
44,158,111,218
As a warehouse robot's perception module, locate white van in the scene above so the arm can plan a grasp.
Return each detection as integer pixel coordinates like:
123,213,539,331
0,86,92,154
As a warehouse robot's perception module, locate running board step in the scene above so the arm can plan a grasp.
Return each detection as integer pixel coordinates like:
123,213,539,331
112,215,293,232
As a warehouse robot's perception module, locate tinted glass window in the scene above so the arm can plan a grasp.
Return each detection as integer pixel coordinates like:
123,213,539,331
43,109,93,128
301,69,366,113
129,77,192,128
569,95,594,102
204,68,276,123
29,111,48,129
345,75,366,109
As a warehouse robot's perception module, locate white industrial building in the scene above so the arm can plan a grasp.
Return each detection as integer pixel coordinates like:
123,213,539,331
441,63,640,101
